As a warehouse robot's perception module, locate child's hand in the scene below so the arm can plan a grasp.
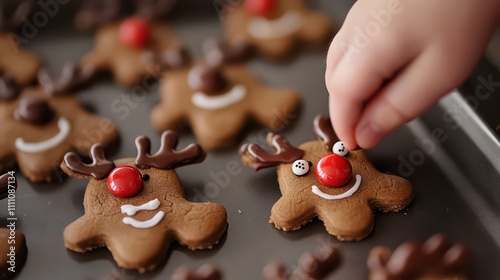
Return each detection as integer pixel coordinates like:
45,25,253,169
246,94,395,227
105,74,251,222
325,0,499,150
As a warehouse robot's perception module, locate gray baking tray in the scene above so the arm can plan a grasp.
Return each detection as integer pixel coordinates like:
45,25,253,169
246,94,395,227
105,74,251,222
1,0,499,279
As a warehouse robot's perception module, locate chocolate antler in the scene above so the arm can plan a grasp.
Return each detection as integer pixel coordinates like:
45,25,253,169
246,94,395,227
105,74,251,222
37,63,95,96
263,244,342,280
368,233,470,279
135,131,205,169
0,0,33,31
313,115,338,152
135,0,176,21
171,264,223,280
0,73,20,101
74,0,121,31
63,144,115,179
202,37,254,67
240,132,304,171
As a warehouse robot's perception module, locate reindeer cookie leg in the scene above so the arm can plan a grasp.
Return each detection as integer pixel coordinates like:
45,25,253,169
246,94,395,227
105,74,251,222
248,86,300,130
171,201,228,250
319,203,375,241
111,56,147,87
368,174,414,212
106,230,173,273
64,216,103,253
270,195,315,231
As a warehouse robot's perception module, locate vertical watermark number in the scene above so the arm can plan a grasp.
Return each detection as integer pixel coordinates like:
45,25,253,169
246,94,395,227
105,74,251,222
5,171,18,273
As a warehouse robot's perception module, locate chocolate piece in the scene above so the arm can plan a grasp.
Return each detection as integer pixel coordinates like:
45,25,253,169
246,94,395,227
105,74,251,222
135,0,177,20
0,172,11,200
14,96,54,125
140,46,191,72
37,63,95,96
0,229,27,279
313,115,338,152
74,0,121,31
159,47,191,69
240,115,413,240
368,233,470,280
202,37,255,66
60,131,228,273
0,74,20,101
187,64,228,95
64,144,115,180
240,132,304,171
0,0,33,32
135,130,205,169
263,244,341,280
171,265,223,280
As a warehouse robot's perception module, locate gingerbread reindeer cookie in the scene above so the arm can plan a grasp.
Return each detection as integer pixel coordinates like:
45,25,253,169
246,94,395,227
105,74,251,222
0,173,28,279
60,131,228,273
240,115,413,241
0,86,119,182
0,1,42,85
367,233,471,280
77,0,184,87
263,243,342,280
224,0,333,60
151,38,300,149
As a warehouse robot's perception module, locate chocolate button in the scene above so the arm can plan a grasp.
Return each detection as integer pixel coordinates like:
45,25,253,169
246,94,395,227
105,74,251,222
14,96,55,125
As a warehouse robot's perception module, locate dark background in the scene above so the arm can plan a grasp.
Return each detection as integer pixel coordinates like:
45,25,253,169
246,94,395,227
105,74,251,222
0,0,499,279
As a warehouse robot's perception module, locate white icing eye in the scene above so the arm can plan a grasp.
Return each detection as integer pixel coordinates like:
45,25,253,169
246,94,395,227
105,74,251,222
332,141,348,156
292,159,312,176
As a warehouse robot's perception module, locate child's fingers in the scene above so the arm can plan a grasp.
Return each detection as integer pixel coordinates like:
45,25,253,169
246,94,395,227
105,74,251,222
354,48,454,148
326,34,415,150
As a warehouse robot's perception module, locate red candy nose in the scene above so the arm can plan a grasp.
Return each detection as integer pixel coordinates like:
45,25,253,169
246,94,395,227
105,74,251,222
244,0,277,16
107,166,143,197
119,17,151,49
315,154,352,187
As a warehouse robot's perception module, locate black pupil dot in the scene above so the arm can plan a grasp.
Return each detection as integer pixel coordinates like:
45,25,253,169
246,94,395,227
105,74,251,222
142,174,150,181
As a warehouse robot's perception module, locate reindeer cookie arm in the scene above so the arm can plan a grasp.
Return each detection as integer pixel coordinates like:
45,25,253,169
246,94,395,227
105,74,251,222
0,35,41,85
224,6,252,44
150,71,189,132
79,25,118,73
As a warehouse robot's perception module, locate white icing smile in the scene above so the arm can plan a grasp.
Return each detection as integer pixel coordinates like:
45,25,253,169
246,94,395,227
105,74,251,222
15,117,71,153
191,84,246,110
122,211,165,229
121,198,160,216
248,11,302,39
121,199,164,229
312,174,362,200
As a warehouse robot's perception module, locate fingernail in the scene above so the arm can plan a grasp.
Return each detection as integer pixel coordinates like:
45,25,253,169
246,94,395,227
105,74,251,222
357,123,384,148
